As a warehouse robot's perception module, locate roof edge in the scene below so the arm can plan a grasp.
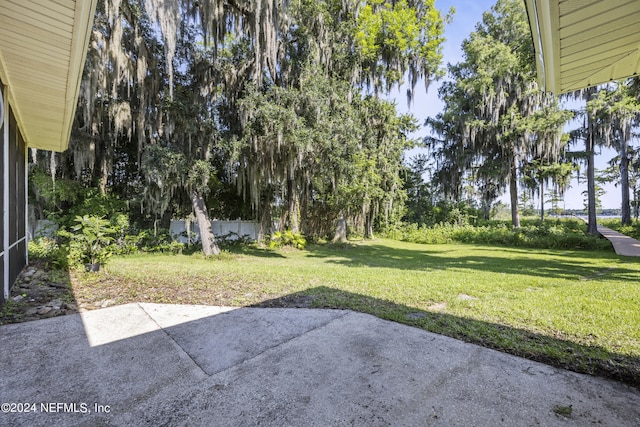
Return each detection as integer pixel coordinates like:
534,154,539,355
58,0,99,153
524,0,560,94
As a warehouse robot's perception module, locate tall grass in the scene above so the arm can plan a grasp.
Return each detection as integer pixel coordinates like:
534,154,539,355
383,218,613,250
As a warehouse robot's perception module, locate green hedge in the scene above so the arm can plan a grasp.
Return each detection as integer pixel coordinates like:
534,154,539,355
383,219,613,251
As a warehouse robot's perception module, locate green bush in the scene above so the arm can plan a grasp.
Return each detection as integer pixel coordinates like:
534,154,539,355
28,237,58,259
217,232,255,249
59,215,117,268
145,240,185,254
111,229,186,255
28,237,69,269
385,219,612,251
269,230,307,250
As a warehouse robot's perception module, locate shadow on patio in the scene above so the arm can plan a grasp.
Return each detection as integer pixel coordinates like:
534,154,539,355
253,286,640,388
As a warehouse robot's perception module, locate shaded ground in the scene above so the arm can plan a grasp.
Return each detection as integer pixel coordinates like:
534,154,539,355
0,262,78,324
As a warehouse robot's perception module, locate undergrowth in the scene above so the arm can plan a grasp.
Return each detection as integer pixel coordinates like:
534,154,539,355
383,218,613,251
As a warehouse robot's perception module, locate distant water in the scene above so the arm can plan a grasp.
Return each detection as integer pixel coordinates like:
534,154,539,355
572,215,621,219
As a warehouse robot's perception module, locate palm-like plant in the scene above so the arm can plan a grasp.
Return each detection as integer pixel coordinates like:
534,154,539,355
71,215,116,267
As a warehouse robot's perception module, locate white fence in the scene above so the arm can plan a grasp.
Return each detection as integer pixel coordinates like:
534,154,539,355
29,218,260,243
170,220,260,243
30,219,58,239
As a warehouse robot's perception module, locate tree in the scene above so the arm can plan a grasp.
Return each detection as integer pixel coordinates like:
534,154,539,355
354,0,452,100
580,169,608,216
234,72,416,240
229,0,448,239
588,82,640,225
566,86,600,235
566,83,638,233
33,0,291,245
521,158,574,221
603,148,640,223
546,188,564,216
630,147,640,221
29,0,451,248
402,154,436,225
356,97,418,238
426,0,571,227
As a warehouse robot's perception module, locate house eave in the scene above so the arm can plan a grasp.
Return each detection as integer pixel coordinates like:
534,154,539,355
0,0,97,152
525,0,560,94
525,0,640,94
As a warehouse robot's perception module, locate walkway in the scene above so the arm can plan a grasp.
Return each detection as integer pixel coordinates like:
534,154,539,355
597,225,640,257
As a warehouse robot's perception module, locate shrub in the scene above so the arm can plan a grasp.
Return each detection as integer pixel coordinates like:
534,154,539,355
385,219,612,251
28,237,58,259
112,229,186,255
217,232,254,249
60,215,117,268
28,237,69,269
269,230,307,250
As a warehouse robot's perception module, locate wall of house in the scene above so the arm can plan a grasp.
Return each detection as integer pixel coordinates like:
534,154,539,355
1,81,28,305
0,83,4,305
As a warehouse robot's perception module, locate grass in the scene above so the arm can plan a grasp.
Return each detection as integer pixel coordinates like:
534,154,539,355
553,405,573,418
0,299,26,323
70,239,640,387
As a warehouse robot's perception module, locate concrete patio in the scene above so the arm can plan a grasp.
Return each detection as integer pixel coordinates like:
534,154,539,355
0,303,639,426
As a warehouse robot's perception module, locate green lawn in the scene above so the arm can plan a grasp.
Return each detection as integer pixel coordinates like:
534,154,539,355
72,239,640,386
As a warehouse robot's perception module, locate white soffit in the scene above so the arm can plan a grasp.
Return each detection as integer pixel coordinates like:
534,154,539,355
0,0,97,152
525,0,640,94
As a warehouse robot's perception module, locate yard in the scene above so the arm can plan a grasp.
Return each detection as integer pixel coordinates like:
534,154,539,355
69,239,640,387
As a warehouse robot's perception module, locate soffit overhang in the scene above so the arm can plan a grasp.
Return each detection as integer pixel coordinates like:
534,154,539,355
0,0,97,152
525,0,640,94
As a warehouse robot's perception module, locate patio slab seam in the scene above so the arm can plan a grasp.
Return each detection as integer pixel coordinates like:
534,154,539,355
201,310,352,376
141,304,352,377
137,302,211,377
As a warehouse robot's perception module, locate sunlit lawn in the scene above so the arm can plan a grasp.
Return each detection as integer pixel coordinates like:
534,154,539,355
72,238,640,386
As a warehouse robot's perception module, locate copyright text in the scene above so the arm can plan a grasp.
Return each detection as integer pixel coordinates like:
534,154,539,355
1,402,111,414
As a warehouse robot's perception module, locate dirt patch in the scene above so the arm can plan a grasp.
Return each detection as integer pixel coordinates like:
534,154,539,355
1,262,78,324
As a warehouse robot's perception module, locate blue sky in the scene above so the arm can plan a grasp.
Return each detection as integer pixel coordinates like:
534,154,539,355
391,0,622,211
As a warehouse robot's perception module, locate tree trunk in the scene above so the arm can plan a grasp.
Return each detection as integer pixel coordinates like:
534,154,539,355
364,202,376,240
586,117,599,235
191,190,220,256
362,201,375,240
365,212,375,239
99,156,109,195
287,176,299,233
509,156,520,228
258,199,272,242
160,208,173,230
582,88,599,235
540,180,545,222
620,139,631,225
482,201,490,221
332,212,347,243
633,184,639,221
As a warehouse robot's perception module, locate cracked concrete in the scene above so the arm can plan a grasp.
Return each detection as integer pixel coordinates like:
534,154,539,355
0,303,639,426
